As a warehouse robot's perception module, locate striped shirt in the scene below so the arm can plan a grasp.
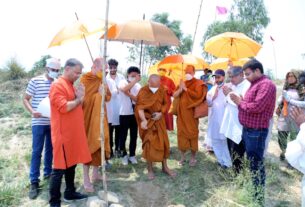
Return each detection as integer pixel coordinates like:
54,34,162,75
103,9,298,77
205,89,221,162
26,75,52,126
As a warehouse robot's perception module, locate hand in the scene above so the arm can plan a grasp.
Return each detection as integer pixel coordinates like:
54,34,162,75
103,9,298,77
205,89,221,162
282,90,291,103
223,85,232,96
98,84,108,96
180,80,187,91
230,93,242,105
141,120,148,130
123,91,131,97
290,106,305,127
32,111,42,118
76,83,85,100
152,112,162,121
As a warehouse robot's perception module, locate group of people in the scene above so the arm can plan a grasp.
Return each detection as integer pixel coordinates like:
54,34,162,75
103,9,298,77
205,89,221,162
23,56,305,206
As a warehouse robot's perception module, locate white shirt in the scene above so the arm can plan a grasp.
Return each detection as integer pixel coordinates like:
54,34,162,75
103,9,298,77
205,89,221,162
286,123,305,174
106,73,125,125
106,78,118,124
207,85,227,140
220,79,251,144
118,80,141,115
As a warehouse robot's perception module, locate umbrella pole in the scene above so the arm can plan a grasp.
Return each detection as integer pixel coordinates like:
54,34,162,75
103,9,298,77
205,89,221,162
100,0,109,205
74,12,94,63
191,0,203,53
139,40,143,72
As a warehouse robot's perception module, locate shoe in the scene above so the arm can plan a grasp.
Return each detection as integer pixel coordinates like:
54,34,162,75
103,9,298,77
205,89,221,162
63,191,88,203
280,153,285,161
122,155,129,165
28,182,39,199
129,156,138,164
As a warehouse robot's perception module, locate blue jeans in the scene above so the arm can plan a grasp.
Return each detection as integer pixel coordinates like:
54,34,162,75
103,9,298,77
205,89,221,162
242,127,268,204
30,125,53,184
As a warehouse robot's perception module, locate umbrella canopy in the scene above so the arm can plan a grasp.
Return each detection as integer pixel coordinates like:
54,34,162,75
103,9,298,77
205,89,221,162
204,32,261,60
158,54,209,69
102,20,179,46
210,58,250,70
49,18,113,48
149,54,209,85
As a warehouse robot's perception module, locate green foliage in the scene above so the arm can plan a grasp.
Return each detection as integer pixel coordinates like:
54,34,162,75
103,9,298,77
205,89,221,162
128,12,193,66
1,57,26,81
28,54,52,77
202,0,270,58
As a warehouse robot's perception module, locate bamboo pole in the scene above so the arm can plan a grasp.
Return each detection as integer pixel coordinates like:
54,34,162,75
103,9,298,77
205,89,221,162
74,12,94,63
100,0,110,205
191,0,204,53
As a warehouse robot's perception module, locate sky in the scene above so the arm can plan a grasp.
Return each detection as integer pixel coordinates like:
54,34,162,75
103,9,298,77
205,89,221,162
0,0,305,78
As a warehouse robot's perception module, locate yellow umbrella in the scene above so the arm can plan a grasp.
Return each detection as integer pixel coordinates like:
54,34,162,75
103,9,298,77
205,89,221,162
210,58,250,70
49,16,114,61
204,32,261,60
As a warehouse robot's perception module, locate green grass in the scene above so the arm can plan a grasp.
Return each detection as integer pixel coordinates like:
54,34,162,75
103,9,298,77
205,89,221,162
0,81,302,207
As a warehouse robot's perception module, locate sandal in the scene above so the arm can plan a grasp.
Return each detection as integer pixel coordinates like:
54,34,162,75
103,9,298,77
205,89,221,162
189,159,197,167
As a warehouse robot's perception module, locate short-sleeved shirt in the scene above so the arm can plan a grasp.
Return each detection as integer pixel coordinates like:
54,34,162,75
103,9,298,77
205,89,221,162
118,80,141,115
26,75,52,126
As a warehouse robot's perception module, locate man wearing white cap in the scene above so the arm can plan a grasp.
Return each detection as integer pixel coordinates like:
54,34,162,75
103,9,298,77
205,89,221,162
23,57,61,199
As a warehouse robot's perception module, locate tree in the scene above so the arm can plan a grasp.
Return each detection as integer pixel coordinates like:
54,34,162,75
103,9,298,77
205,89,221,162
128,13,193,67
1,57,26,81
202,0,270,57
28,55,52,77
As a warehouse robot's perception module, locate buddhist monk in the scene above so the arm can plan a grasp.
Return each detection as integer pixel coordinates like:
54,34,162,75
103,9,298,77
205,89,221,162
173,65,206,167
136,74,176,180
158,67,176,131
80,58,112,192
49,58,91,207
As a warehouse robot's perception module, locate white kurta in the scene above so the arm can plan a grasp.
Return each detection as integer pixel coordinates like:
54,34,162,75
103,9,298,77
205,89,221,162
106,73,125,125
207,85,232,167
220,79,251,144
285,123,305,206
106,78,118,124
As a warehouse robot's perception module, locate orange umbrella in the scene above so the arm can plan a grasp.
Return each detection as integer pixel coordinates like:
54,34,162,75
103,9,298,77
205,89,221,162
102,20,179,46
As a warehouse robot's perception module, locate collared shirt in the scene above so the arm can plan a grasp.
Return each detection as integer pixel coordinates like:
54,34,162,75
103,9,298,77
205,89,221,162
238,75,276,129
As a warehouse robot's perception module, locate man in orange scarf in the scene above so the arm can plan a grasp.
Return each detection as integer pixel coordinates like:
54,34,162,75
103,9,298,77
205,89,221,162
173,65,206,167
158,67,176,131
80,58,111,192
49,58,91,207
136,74,176,180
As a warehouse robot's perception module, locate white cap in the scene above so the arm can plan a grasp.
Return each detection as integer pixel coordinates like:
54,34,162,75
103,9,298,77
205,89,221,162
46,58,61,70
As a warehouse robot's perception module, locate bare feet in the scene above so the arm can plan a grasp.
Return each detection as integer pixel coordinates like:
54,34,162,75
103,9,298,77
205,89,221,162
92,173,106,183
189,159,197,167
83,182,94,193
178,159,186,166
162,168,177,178
147,171,155,180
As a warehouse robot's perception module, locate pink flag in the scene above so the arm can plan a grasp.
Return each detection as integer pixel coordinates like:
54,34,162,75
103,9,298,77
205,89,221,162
216,6,228,15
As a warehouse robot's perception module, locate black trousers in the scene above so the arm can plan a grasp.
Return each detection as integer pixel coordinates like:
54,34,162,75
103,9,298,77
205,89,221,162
227,138,245,173
49,165,76,206
119,115,138,157
109,123,120,156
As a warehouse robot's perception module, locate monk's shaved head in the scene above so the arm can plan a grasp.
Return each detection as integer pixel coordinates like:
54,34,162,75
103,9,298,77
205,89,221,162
148,74,160,88
91,57,107,73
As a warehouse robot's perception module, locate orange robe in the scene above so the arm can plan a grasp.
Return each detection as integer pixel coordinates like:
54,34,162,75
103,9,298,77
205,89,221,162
49,77,91,169
176,78,206,152
160,76,176,131
81,72,111,166
135,85,170,162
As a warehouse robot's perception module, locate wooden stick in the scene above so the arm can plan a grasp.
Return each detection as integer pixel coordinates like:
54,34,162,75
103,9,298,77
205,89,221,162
100,0,110,205
74,12,94,63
